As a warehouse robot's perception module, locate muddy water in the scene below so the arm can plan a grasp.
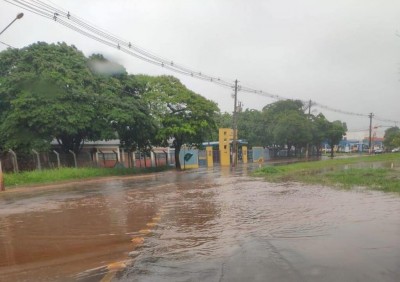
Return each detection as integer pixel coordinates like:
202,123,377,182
0,166,399,281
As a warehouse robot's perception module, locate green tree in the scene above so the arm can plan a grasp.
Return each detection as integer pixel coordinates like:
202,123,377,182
272,111,312,155
0,43,156,156
383,127,400,149
237,109,267,147
116,74,158,152
326,120,347,157
310,113,331,156
209,112,231,140
143,76,219,169
0,42,104,153
87,57,157,153
262,99,310,154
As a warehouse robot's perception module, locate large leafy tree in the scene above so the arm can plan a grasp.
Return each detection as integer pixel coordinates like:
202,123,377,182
383,127,400,149
310,113,331,155
237,109,267,147
326,120,347,157
0,42,104,153
272,111,312,155
143,76,218,169
115,74,158,152
0,43,156,155
262,99,311,153
87,57,157,152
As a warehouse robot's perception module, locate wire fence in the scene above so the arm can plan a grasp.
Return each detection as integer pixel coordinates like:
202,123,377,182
0,147,321,173
0,150,176,173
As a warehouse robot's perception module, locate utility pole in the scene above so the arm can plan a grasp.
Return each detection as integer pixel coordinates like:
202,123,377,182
232,79,238,168
306,99,312,158
368,113,374,154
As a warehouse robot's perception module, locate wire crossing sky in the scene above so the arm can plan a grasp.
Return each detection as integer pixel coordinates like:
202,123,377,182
1,0,399,137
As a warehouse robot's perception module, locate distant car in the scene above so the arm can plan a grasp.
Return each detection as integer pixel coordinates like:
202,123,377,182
392,148,400,153
374,148,384,154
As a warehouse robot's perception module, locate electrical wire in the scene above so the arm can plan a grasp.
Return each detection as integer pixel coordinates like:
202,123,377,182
3,0,399,124
9,0,236,87
0,40,15,48
5,0,53,18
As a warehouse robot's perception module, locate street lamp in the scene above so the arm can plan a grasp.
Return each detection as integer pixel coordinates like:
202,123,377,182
0,12,23,191
0,12,24,36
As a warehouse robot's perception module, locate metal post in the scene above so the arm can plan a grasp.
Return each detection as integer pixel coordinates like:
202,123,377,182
68,150,77,168
232,79,238,167
368,113,374,154
150,151,155,167
0,13,24,36
0,160,5,191
53,150,61,169
306,99,312,158
8,149,18,173
32,149,41,171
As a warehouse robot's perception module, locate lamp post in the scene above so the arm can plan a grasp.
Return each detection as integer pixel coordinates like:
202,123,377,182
0,12,24,36
0,12,23,191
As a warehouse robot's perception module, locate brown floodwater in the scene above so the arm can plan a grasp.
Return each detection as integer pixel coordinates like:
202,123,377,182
0,165,399,281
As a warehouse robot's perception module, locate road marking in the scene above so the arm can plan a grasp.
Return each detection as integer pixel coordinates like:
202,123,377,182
139,229,152,235
131,237,145,245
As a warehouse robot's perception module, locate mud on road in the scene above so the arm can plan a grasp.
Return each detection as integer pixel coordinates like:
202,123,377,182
1,166,399,281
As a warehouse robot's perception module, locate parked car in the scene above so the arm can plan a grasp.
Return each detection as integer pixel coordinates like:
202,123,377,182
374,148,384,154
392,147,400,153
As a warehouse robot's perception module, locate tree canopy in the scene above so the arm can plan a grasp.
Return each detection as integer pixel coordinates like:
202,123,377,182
0,42,153,154
0,42,349,168
143,76,218,169
384,127,400,150
214,99,347,157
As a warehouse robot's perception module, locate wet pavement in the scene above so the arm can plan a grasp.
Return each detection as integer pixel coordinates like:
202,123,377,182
0,165,399,281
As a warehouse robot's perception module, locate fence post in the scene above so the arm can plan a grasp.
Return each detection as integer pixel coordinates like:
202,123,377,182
53,150,61,168
150,151,155,167
121,148,125,165
8,149,19,173
0,161,4,191
32,149,42,171
68,150,77,168
163,150,168,166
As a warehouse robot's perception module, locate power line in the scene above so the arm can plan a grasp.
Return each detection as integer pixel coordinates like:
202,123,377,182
0,40,15,48
3,0,399,124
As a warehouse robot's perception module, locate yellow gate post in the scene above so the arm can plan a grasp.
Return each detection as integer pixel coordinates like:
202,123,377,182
219,128,231,166
206,146,213,167
242,146,248,164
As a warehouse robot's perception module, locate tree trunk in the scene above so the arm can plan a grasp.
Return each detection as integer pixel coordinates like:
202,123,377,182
175,145,181,170
173,137,183,170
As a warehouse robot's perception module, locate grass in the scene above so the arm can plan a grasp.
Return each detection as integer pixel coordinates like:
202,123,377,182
252,153,400,193
3,166,169,188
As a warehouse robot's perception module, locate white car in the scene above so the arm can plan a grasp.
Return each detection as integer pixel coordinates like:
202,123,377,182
392,148,400,153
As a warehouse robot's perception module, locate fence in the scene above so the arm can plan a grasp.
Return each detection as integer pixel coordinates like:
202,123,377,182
0,150,175,173
0,147,318,173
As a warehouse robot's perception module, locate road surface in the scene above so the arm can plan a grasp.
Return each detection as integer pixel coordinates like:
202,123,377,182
0,165,399,281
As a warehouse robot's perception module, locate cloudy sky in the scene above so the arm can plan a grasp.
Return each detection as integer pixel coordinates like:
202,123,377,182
1,0,399,139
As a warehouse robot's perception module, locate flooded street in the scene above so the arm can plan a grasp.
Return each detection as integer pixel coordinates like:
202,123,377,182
0,165,400,281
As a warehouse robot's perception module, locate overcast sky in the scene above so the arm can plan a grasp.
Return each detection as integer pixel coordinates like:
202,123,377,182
1,0,399,139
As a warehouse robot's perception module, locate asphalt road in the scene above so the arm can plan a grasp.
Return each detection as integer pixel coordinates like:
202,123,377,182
0,165,399,281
